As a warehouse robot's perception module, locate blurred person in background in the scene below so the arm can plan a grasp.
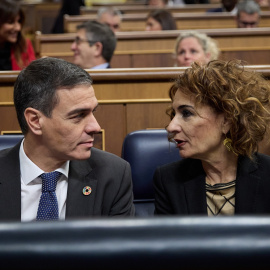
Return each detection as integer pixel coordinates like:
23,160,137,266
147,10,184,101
51,0,85,33
71,21,116,69
145,9,177,31
97,6,122,33
146,0,169,7
236,0,261,28
208,0,238,14
0,0,35,70
174,31,219,67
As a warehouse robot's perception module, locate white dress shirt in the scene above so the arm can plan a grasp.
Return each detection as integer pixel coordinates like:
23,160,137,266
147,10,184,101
19,140,69,222
91,63,109,69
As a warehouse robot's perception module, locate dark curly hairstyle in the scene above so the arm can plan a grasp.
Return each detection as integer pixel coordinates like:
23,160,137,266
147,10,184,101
167,59,270,159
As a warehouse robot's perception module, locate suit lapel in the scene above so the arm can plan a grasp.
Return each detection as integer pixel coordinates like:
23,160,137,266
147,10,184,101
65,159,97,219
235,156,260,214
183,160,208,215
0,143,21,221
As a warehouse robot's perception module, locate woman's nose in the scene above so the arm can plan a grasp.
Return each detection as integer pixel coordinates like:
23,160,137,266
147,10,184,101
167,117,181,134
14,21,21,31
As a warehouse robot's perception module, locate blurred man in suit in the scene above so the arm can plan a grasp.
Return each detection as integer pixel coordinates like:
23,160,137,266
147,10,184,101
208,0,238,14
236,0,261,28
97,6,122,33
51,0,85,33
71,21,116,69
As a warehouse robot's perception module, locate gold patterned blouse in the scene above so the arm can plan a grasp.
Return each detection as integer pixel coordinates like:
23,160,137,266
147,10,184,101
206,180,236,216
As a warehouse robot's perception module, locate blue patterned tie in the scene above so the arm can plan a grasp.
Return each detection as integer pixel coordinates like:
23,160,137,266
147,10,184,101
36,171,62,221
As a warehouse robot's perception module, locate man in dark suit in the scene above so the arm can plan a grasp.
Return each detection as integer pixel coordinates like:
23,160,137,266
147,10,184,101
0,57,134,222
207,0,238,14
71,21,116,69
51,0,85,33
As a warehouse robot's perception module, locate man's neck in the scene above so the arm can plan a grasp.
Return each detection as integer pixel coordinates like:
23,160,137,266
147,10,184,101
23,136,66,172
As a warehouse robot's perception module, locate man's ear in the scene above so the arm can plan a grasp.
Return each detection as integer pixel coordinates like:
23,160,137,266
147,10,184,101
24,107,43,135
94,42,103,57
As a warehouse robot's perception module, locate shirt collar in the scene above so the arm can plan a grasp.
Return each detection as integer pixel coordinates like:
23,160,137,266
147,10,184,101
91,63,109,69
19,140,70,185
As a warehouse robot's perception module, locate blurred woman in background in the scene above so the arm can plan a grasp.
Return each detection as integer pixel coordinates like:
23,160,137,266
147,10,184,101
145,9,177,31
175,31,219,67
0,0,35,70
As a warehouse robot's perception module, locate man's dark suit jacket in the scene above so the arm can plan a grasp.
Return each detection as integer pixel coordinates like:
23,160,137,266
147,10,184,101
154,153,270,215
0,143,135,221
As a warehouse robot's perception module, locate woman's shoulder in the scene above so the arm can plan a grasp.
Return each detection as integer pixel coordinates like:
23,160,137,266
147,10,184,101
256,152,270,166
157,158,201,174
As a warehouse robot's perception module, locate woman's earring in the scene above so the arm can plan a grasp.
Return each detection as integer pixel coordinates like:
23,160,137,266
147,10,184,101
223,137,238,156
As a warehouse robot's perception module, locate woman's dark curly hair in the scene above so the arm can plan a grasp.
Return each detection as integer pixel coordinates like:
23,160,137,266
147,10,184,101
167,59,270,159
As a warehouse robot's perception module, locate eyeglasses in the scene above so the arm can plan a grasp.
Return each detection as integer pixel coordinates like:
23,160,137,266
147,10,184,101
73,36,97,46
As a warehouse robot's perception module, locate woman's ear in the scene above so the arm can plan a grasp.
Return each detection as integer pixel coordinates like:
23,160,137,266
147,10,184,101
205,52,211,63
222,116,232,135
24,107,43,135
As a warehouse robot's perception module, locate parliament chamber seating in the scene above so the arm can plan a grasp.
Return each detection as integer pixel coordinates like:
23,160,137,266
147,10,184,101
34,28,270,68
1,67,270,157
0,135,24,151
121,129,181,216
80,3,270,15
64,12,270,32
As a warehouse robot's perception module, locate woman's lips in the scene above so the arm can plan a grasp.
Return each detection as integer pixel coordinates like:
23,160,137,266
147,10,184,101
174,139,186,148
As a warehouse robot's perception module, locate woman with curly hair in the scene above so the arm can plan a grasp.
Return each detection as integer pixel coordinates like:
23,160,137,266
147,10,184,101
154,59,270,216
0,0,35,70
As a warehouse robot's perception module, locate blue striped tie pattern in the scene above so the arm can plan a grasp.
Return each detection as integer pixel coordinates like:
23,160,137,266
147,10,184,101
36,171,62,221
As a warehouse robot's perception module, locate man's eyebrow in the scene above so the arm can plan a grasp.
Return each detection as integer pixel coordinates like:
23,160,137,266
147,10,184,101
67,104,99,117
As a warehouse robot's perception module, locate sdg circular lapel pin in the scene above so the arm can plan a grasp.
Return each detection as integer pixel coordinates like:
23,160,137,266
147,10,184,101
82,186,92,196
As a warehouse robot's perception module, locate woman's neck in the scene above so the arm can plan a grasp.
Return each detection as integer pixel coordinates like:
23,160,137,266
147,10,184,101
202,152,238,186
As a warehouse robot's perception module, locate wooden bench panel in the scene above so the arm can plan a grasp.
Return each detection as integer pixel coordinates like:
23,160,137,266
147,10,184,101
1,67,270,156
80,4,270,15
64,12,270,32
35,28,270,67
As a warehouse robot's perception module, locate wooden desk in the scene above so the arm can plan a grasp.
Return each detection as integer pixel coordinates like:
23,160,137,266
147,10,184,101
80,3,222,15
35,28,270,67
1,66,270,156
64,11,270,32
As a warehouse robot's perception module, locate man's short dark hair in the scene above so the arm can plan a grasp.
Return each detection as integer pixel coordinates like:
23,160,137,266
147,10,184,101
14,57,93,134
76,20,117,63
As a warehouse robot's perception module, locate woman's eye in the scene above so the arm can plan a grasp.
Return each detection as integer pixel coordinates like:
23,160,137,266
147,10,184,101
182,109,192,118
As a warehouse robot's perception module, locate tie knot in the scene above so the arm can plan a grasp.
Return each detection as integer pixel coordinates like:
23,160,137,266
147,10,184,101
40,171,62,192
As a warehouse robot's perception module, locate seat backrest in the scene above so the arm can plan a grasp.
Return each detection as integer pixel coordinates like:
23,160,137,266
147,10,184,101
0,135,24,151
121,129,181,216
